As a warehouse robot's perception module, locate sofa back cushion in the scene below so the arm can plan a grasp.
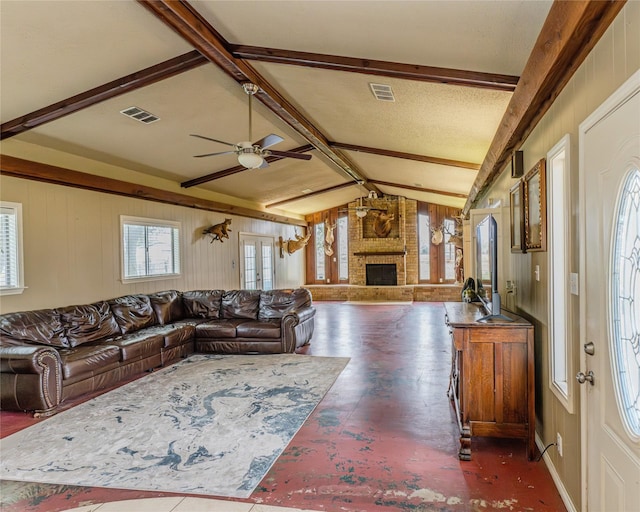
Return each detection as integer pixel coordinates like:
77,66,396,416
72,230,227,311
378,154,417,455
148,290,184,325
259,288,312,320
108,295,156,334
0,309,69,347
182,290,224,319
58,301,121,347
222,290,261,319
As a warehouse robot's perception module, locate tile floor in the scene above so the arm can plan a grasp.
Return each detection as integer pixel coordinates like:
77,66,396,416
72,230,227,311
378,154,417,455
0,302,567,512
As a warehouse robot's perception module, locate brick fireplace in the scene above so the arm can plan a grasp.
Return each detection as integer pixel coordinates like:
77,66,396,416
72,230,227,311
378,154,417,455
348,196,417,286
307,195,461,302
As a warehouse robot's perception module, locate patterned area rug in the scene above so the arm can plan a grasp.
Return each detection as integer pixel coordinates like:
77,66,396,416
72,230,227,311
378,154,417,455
0,354,349,498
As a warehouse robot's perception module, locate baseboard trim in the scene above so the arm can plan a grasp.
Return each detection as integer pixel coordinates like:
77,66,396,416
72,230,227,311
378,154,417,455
535,433,579,512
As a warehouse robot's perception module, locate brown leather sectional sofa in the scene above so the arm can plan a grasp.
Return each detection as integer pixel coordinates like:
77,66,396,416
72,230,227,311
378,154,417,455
0,288,315,417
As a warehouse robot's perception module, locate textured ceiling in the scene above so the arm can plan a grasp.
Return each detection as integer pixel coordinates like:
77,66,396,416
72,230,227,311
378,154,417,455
0,0,554,218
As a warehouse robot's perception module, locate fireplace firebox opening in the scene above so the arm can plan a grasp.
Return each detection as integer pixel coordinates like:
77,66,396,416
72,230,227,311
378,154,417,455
366,264,397,286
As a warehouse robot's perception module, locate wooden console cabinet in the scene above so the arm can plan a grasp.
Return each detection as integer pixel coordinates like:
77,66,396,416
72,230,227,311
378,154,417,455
444,302,535,460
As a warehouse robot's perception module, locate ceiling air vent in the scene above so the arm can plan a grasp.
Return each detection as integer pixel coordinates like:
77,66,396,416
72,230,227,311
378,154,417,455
369,83,395,102
120,106,160,124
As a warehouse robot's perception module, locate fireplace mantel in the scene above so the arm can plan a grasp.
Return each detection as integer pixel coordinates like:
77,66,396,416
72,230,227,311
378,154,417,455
353,251,406,256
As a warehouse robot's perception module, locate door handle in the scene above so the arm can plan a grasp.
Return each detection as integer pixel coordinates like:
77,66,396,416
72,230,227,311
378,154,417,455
576,371,595,385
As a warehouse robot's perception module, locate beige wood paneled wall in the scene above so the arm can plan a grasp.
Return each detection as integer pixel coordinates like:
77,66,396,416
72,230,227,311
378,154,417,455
474,3,639,511
0,175,305,314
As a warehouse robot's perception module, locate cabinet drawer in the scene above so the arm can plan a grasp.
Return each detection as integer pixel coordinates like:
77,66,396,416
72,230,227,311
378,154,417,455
467,327,529,344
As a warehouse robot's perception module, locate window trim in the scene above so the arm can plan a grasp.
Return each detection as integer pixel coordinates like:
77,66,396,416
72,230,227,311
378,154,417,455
120,215,181,283
547,134,575,413
337,214,349,281
418,202,460,284
0,201,25,295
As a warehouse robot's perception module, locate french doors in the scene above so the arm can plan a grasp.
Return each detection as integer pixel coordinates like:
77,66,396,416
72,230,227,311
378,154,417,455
239,234,274,290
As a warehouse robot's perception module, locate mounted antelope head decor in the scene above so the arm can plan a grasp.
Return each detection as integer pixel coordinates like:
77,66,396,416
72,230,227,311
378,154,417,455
324,221,336,256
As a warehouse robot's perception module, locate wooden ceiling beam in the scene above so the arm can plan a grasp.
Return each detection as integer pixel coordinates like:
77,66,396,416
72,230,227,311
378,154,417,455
1,155,307,227
138,0,380,197
265,182,355,209
369,179,468,199
463,0,626,213
230,45,519,92
0,50,207,140
181,144,314,188
331,142,480,170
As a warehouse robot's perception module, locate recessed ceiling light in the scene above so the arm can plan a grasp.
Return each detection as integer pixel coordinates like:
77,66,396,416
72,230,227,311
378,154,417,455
414,183,423,187
302,188,313,194
369,83,395,102
120,106,160,124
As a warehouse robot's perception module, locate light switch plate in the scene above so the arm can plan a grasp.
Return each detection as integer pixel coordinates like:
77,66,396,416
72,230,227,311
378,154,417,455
535,265,540,282
570,273,579,295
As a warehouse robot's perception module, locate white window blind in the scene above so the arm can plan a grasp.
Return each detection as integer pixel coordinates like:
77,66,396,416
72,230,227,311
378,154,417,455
0,202,24,294
121,216,180,281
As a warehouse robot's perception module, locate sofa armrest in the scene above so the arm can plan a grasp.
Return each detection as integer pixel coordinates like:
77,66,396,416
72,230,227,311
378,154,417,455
1,345,63,415
281,306,316,352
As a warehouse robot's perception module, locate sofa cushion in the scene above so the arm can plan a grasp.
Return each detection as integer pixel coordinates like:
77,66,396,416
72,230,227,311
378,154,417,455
236,319,281,339
0,309,69,348
102,331,164,361
221,290,261,319
58,344,121,380
58,302,121,348
182,290,224,319
148,290,184,325
143,324,195,348
259,288,312,320
195,318,247,338
108,295,156,334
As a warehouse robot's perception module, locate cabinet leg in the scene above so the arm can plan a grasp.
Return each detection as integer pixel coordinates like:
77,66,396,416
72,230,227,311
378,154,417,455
458,425,472,461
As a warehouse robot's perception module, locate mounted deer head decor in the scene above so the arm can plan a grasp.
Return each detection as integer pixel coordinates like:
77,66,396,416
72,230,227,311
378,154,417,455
280,227,311,256
430,225,444,245
373,211,394,238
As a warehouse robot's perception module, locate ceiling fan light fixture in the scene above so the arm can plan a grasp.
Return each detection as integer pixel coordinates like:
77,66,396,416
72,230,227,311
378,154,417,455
355,207,368,218
237,141,264,169
238,151,264,169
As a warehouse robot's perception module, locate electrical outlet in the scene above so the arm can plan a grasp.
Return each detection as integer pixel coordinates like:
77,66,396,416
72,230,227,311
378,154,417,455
556,433,563,457
535,265,540,281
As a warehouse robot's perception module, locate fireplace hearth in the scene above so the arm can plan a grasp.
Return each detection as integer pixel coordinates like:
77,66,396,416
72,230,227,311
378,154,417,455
366,264,397,286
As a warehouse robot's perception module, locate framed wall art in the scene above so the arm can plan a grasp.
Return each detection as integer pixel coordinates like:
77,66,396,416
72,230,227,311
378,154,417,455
523,158,547,252
509,180,525,253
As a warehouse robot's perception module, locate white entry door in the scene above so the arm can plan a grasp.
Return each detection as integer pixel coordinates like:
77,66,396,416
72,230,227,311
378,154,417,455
239,234,274,290
580,71,640,512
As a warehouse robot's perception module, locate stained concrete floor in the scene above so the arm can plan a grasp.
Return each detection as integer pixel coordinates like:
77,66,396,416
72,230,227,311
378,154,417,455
0,302,567,512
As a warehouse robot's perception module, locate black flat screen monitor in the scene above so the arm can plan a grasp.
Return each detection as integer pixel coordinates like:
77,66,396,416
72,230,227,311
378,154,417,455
475,214,511,322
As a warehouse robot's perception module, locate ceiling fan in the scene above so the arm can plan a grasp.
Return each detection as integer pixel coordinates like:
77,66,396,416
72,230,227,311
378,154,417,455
340,190,386,218
190,83,312,169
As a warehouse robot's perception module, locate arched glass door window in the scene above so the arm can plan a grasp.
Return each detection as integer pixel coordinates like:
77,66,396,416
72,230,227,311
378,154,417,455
610,167,640,438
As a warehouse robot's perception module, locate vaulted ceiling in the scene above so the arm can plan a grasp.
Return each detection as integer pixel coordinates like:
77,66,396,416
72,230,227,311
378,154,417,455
0,1,623,222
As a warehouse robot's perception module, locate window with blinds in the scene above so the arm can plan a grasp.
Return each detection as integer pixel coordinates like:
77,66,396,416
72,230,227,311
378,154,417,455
0,202,24,294
121,216,180,281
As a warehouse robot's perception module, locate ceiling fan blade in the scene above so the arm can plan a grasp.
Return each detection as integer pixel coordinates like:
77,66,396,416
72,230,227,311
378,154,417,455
268,150,312,160
253,133,284,149
193,150,237,158
190,134,236,147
